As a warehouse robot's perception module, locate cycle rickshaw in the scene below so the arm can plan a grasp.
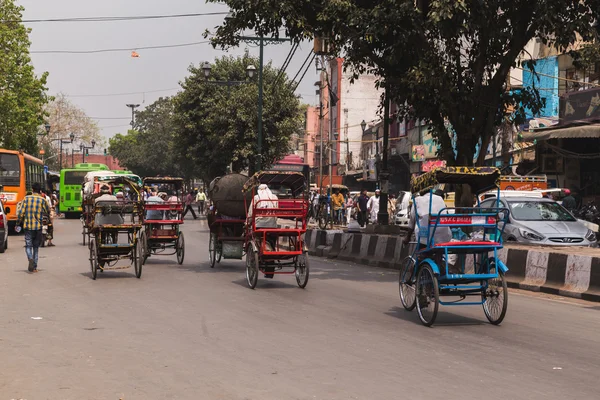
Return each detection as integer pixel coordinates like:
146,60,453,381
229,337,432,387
82,174,145,280
141,177,185,265
399,166,509,326
243,171,310,289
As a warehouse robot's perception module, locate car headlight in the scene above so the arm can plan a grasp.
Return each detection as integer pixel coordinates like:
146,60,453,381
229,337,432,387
519,228,544,241
585,229,597,242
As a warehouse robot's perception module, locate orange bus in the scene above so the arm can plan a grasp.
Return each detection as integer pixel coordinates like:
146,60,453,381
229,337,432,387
0,149,45,230
499,175,548,191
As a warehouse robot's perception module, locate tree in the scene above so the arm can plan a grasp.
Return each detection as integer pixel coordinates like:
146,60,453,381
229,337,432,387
41,93,105,169
209,0,600,203
109,97,188,178
0,0,49,154
174,52,304,181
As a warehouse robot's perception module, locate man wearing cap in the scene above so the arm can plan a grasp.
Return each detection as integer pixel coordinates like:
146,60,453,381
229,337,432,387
16,182,50,272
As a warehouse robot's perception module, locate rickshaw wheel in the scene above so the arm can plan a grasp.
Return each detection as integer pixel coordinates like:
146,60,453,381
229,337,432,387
176,233,185,265
209,233,217,268
295,252,310,289
89,238,98,280
245,244,259,289
82,225,86,246
140,231,149,265
134,237,143,278
482,265,508,325
415,263,439,327
399,256,417,311
216,241,222,264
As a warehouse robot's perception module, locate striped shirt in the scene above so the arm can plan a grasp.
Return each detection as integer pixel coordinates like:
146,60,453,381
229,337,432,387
18,194,50,231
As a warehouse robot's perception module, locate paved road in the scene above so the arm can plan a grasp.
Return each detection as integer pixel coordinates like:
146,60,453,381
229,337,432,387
1,218,599,400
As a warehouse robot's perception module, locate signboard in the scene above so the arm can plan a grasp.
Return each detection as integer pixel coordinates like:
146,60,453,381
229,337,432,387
0,192,17,202
364,158,377,181
421,160,446,172
560,87,600,123
411,145,425,162
421,128,438,159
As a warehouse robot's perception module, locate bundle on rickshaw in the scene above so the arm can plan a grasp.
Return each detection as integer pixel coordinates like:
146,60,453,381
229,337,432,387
241,171,310,289
399,166,509,327
206,173,252,267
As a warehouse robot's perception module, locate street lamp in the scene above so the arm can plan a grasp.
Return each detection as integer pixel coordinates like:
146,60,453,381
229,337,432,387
201,61,257,81
126,104,140,127
58,132,75,170
81,140,96,163
360,120,367,133
37,122,52,137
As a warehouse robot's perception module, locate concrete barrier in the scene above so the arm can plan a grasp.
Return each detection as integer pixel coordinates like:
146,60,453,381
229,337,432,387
306,229,600,302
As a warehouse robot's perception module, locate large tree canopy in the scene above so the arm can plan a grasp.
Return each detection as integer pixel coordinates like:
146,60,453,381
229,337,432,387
209,0,600,170
0,0,49,154
174,52,303,180
108,97,189,178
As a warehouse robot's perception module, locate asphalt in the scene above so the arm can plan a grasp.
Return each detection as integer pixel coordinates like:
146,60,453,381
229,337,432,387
0,218,599,400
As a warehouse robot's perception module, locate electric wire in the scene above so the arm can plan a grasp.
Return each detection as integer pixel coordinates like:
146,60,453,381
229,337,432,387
31,40,212,54
291,53,316,92
3,12,229,24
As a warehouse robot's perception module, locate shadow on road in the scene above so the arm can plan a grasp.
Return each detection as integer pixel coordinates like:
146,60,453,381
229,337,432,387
78,271,137,280
230,277,297,290
310,262,399,284
385,306,487,327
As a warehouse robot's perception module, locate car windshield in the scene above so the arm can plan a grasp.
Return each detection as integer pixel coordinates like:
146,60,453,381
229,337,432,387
508,200,576,221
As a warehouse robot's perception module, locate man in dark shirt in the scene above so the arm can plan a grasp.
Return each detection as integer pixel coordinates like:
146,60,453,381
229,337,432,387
562,189,577,213
356,190,369,227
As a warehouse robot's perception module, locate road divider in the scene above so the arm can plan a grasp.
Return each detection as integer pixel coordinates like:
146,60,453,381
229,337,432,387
305,229,600,302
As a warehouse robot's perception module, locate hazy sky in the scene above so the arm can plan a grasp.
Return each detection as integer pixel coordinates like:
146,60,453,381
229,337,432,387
20,0,319,142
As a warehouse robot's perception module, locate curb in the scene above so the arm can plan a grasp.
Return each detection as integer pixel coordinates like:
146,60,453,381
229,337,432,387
306,229,600,302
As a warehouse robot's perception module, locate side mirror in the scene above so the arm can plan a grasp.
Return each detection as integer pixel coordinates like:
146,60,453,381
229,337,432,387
498,211,506,221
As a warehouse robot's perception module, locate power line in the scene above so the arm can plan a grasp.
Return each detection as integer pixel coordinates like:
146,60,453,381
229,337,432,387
31,40,212,54
292,53,316,92
65,87,179,98
4,12,229,24
289,50,314,87
90,117,131,120
271,42,298,90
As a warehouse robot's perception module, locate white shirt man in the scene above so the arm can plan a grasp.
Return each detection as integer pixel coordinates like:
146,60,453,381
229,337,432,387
248,184,278,228
367,190,381,223
408,190,452,246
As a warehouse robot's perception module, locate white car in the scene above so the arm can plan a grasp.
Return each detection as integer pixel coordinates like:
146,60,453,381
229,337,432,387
394,191,411,228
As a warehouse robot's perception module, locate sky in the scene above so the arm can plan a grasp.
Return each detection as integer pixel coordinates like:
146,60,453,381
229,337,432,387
19,0,319,143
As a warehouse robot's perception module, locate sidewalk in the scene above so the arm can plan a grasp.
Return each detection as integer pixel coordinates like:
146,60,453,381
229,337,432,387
305,229,600,302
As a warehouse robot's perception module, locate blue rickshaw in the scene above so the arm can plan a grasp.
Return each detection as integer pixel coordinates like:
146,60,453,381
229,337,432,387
399,166,510,326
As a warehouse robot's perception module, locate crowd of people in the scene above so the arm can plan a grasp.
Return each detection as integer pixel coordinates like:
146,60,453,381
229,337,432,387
310,188,400,227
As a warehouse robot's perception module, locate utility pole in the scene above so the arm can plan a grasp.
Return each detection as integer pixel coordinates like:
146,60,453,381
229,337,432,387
318,67,324,194
377,88,391,225
327,60,334,229
126,104,140,127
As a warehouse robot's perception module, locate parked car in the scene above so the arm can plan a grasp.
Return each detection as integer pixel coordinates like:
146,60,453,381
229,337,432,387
395,191,411,228
0,199,8,253
479,196,597,246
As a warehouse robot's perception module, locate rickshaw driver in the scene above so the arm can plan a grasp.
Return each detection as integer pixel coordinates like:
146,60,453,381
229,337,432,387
94,184,124,243
404,189,452,261
247,183,279,278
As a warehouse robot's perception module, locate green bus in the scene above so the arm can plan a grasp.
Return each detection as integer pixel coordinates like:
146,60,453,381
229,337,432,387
111,170,133,174
59,163,109,217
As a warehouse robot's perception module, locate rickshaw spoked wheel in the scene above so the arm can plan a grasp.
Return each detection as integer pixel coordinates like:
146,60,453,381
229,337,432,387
134,236,143,279
176,232,185,265
209,233,217,268
139,231,148,265
295,251,310,289
399,256,417,311
415,263,439,327
482,265,508,325
216,240,222,264
245,244,259,289
89,238,98,280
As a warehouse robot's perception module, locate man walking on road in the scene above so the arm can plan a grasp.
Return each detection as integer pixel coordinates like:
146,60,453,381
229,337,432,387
196,189,207,215
182,190,198,220
17,182,50,272
356,190,369,227
367,189,381,224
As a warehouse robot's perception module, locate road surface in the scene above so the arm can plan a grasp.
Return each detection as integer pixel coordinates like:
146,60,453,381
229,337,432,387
1,218,598,399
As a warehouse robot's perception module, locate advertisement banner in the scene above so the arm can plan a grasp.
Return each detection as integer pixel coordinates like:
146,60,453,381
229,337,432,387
421,160,446,172
411,145,425,162
421,128,438,159
366,158,377,181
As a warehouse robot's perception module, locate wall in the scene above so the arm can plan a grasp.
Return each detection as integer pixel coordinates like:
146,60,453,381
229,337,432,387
67,153,125,170
522,56,560,118
303,106,320,168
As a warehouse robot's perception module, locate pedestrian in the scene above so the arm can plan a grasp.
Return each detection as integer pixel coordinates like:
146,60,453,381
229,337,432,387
388,194,397,221
562,189,577,213
356,190,369,227
16,182,50,272
41,190,55,246
367,189,381,223
345,194,354,225
182,190,198,219
331,189,345,225
196,189,207,215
